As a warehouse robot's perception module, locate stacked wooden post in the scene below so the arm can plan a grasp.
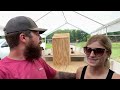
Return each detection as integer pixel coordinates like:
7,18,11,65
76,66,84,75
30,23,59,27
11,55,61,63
52,33,71,66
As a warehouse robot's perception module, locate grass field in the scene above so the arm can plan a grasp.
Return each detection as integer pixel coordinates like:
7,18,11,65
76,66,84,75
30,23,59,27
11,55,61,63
46,43,52,49
46,42,120,62
111,43,120,62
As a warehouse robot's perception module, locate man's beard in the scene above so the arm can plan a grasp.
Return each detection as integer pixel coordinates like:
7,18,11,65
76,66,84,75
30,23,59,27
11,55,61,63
24,41,42,62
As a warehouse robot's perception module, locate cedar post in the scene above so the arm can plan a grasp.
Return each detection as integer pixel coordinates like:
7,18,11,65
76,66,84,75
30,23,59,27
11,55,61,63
52,33,71,66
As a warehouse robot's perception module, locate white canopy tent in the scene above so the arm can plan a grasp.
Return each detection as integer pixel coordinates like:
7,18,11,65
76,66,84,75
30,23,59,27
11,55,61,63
0,11,120,37
0,25,4,36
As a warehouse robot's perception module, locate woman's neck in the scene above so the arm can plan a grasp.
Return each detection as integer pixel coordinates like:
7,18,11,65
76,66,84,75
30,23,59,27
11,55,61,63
85,65,109,79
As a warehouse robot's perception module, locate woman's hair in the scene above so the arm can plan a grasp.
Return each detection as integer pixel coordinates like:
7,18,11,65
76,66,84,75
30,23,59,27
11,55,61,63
5,30,32,49
85,34,112,68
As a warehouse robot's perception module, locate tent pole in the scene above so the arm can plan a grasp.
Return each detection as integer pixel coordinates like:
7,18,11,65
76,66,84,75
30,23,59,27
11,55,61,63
45,36,46,50
106,27,107,36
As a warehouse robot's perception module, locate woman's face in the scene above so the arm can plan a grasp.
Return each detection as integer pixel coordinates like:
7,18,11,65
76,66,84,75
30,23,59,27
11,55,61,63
84,41,108,67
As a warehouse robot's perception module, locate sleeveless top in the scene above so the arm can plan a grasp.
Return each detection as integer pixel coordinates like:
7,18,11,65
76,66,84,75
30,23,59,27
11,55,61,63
80,66,114,79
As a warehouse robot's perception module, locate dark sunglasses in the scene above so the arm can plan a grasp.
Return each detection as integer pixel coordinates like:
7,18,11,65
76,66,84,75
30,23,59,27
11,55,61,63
83,47,106,56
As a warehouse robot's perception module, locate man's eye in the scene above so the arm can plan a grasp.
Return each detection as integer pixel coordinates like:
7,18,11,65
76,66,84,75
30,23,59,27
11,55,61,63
35,33,39,36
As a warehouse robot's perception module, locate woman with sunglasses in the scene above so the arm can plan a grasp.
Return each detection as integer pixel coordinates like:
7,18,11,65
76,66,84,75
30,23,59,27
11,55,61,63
76,34,120,79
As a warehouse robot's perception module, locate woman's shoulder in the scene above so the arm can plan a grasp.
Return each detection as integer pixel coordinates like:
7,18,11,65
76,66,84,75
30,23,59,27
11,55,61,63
76,66,87,79
112,72,120,79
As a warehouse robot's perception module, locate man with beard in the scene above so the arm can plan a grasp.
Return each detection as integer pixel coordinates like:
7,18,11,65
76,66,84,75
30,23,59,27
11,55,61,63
0,16,76,79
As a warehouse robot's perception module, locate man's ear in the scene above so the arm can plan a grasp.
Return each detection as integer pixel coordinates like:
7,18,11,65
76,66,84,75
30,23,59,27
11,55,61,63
19,33,26,43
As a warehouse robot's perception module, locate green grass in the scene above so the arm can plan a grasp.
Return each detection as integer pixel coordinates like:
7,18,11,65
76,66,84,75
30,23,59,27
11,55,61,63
111,43,120,61
112,43,120,48
46,42,86,49
112,48,120,58
75,42,86,48
46,43,52,49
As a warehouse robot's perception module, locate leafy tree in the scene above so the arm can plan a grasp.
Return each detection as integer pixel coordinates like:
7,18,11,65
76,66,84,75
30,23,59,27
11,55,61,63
46,29,89,43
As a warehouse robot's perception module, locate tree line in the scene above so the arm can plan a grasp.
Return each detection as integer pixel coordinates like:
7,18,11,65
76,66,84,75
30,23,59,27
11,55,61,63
46,29,120,43
46,29,90,43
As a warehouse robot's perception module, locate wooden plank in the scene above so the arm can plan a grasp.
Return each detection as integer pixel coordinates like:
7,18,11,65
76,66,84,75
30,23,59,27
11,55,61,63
52,33,71,65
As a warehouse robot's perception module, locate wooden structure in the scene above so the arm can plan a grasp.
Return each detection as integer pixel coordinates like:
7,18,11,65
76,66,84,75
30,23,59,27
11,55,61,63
52,33,70,66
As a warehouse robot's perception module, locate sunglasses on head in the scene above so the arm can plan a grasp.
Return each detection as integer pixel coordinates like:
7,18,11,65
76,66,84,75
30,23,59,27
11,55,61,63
83,47,106,57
